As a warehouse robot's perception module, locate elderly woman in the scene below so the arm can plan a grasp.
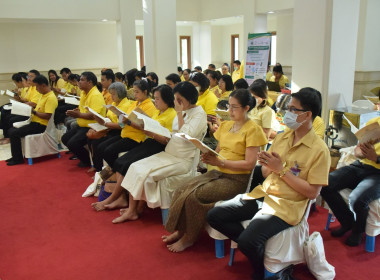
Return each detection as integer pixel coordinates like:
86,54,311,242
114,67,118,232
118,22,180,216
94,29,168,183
88,82,132,172
111,82,207,223
91,84,177,211
162,89,268,252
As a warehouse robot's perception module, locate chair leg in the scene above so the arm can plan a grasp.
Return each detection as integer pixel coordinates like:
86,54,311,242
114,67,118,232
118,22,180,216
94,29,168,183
27,158,33,165
325,212,332,230
215,239,225,258
57,152,61,158
161,208,168,225
228,248,235,266
365,235,375,253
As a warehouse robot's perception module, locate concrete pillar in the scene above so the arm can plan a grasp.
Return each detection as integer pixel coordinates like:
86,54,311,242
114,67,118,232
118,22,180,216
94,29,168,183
192,22,211,70
291,0,360,121
117,0,137,73
143,0,177,82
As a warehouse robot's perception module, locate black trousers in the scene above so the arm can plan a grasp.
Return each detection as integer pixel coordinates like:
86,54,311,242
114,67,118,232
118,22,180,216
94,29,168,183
8,122,46,161
113,138,166,175
320,160,380,233
61,126,90,164
207,195,291,280
102,136,140,169
88,130,121,172
54,103,77,125
0,106,28,138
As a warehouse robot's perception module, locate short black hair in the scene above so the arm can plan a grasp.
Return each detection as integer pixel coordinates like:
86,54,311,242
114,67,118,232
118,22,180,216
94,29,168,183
291,87,322,120
220,74,234,91
153,84,174,108
147,72,159,87
125,68,138,87
273,65,284,74
208,64,216,69
115,72,125,81
173,82,198,104
81,71,97,86
60,68,71,74
101,69,115,83
184,69,191,75
217,100,229,110
48,70,60,86
249,83,268,108
203,69,211,76
190,72,210,92
194,66,202,71
33,75,49,86
12,73,23,83
29,69,40,76
68,74,80,82
233,60,241,65
229,89,255,112
177,67,183,72
133,79,151,96
135,71,146,79
18,72,28,81
234,78,249,89
207,70,221,82
250,79,267,92
165,73,181,84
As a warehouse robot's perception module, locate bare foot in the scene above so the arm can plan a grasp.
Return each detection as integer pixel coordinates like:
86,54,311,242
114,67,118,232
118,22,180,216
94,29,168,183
91,201,107,211
112,209,138,224
86,167,96,173
104,195,128,210
162,231,183,244
167,236,193,253
119,208,128,215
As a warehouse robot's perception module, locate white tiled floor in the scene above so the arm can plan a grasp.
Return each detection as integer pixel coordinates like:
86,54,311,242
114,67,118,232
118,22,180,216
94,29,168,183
0,129,11,161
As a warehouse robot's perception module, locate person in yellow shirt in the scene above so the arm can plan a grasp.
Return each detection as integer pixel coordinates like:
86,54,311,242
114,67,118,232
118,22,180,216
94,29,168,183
165,73,182,89
208,64,216,71
266,63,273,81
62,71,106,167
207,70,221,97
234,78,249,90
232,60,244,83
321,116,380,247
218,74,234,100
101,79,157,171
100,69,115,105
269,65,289,89
59,68,75,94
182,69,191,82
178,67,185,81
147,72,159,88
7,75,58,166
163,89,267,253
222,64,231,76
115,72,125,83
207,88,330,280
48,69,65,95
190,72,218,117
92,84,177,211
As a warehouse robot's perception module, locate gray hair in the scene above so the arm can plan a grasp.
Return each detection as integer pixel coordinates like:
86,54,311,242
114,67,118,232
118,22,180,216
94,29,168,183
108,82,127,100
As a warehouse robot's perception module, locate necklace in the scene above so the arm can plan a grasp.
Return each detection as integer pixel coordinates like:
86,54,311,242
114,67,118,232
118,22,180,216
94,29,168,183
230,118,248,133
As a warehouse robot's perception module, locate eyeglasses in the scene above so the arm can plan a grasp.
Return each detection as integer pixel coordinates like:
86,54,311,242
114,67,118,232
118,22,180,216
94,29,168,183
286,106,309,113
226,104,242,110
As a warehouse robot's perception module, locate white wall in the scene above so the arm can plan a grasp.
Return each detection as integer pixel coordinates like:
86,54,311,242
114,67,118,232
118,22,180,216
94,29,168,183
276,14,293,66
0,21,118,73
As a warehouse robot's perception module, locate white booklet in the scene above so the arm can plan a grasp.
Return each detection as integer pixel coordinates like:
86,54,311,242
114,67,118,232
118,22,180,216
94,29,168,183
65,93,80,99
13,117,31,128
128,110,172,138
0,90,4,95
2,90,15,98
215,109,231,120
177,133,225,159
86,106,109,123
355,121,380,145
64,96,80,105
88,122,108,132
104,104,128,117
10,100,32,117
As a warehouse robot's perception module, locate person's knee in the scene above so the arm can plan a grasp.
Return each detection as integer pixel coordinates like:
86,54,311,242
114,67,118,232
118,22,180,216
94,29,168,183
206,207,222,227
237,235,261,255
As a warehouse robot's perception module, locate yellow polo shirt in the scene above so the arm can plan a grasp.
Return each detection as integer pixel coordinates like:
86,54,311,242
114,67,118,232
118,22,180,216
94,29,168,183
180,75,185,82
232,67,244,84
247,129,330,225
210,85,221,98
312,116,325,139
20,87,29,99
25,86,42,104
214,120,268,174
107,98,132,123
151,107,177,131
269,75,290,89
56,78,66,90
196,88,218,116
78,86,106,127
360,117,380,169
63,81,75,94
219,90,232,101
248,105,274,129
102,89,113,105
31,91,58,126
121,98,157,142
266,71,273,81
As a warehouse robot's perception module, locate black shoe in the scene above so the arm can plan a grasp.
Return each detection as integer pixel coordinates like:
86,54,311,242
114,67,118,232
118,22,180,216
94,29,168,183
331,225,352,237
345,232,363,246
5,157,13,162
7,159,24,166
77,161,91,168
69,155,78,160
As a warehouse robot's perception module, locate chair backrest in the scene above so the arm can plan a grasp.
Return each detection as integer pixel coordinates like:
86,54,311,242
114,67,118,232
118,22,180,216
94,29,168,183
45,112,58,141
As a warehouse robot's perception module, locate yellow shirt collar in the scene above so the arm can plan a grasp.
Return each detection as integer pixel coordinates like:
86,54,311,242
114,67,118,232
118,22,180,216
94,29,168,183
282,128,316,149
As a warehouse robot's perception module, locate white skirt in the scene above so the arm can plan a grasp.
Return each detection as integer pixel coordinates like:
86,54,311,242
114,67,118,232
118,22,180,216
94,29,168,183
121,151,192,207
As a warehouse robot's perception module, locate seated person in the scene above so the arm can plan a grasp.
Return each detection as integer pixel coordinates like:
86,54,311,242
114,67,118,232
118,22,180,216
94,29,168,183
99,79,157,171
234,78,249,90
217,75,234,100
248,82,275,140
146,72,159,88
269,65,289,89
266,63,272,81
100,69,115,105
7,75,58,166
87,82,131,172
221,64,230,76
207,70,221,97
182,69,191,82
125,68,138,100
321,116,380,246
194,66,202,73
110,82,207,223
232,60,244,83
165,73,181,89
48,69,65,95
135,71,146,81
115,72,125,83
163,89,268,253
91,84,176,211
190,72,218,116
61,72,106,167
59,68,73,93
207,88,330,280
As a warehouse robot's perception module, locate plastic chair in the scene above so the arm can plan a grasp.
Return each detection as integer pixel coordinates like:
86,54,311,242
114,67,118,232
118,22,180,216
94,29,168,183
23,113,60,165
325,188,380,252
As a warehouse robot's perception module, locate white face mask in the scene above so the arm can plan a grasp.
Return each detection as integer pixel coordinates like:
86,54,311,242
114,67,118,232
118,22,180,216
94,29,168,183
283,111,306,130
